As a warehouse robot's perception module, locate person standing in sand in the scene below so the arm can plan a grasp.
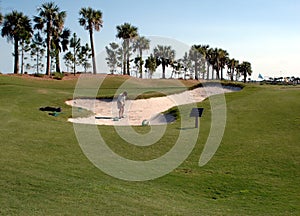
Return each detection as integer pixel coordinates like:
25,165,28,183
117,91,127,119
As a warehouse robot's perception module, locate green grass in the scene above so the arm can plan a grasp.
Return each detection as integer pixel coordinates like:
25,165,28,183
0,75,299,215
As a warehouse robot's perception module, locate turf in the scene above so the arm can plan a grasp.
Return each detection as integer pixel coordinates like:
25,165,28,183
0,75,299,215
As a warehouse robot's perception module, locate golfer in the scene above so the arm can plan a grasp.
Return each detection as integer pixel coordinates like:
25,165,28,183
117,91,127,119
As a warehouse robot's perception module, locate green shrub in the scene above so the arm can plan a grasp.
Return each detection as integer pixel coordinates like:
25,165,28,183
52,72,64,80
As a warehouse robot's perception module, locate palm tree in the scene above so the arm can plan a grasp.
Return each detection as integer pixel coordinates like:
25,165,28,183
145,54,157,79
116,22,138,75
79,7,103,74
153,45,176,79
238,61,252,83
52,27,70,73
227,58,239,81
50,10,69,73
206,48,215,79
133,36,150,78
34,2,65,76
1,11,32,74
219,49,229,80
69,33,81,75
209,48,227,80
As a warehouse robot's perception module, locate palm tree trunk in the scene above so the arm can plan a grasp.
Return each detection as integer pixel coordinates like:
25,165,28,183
231,67,234,81
126,57,130,75
89,29,97,74
216,63,220,79
123,41,127,75
126,40,130,76
73,47,76,75
14,38,19,74
221,68,223,80
206,63,210,80
21,42,24,75
162,62,166,79
139,50,143,78
56,51,61,73
123,60,126,75
46,24,51,76
194,63,198,80
36,52,39,74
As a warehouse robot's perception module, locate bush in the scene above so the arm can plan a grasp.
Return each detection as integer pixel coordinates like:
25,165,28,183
52,72,64,80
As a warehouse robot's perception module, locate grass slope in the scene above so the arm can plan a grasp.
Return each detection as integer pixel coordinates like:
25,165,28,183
0,75,299,215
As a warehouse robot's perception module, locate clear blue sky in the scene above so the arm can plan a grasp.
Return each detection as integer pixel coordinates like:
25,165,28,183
0,0,299,79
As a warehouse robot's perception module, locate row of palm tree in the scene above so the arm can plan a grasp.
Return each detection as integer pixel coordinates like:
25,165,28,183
1,2,252,81
0,2,102,75
105,32,252,82
1,11,32,74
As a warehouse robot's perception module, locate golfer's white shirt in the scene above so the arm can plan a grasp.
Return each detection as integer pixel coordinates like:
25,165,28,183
117,94,126,105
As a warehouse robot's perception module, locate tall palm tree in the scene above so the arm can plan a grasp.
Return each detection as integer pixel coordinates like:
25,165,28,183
145,54,157,79
212,48,221,79
116,22,138,75
34,2,65,76
238,61,252,83
52,28,70,73
206,48,215,79
226,58,239,81
1,11,32,74
219,49,229,80
51,10,69,73
79,7,103,74
210,48,228,80
133,36,150,78
153,45,176,79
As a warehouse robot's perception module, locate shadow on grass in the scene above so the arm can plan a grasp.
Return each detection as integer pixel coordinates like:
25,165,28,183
176,127,197,130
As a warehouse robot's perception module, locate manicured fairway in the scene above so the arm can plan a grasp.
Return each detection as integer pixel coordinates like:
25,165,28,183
0,75,299,215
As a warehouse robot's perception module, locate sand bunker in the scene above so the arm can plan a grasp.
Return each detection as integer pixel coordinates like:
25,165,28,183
66,85,241,126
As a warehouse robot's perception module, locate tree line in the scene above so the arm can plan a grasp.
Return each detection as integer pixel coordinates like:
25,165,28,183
0,2,101,76
0,1,252,82
107,24,253,82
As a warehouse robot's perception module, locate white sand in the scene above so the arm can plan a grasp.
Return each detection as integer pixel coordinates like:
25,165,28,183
66,86,240,126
